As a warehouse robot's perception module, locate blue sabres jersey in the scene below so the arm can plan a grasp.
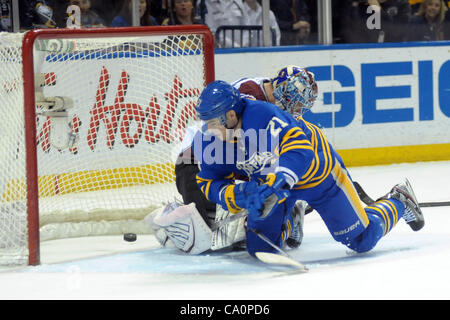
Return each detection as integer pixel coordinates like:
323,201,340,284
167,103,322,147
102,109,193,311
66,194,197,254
194,98,336,211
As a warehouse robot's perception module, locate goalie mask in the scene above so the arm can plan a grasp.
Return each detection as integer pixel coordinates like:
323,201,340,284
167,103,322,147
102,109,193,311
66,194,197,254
272,66,318,117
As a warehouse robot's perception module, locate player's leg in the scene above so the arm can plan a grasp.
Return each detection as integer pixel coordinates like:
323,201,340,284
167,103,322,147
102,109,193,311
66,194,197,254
308,161,406,253
246,196,296,256
379,178,425,231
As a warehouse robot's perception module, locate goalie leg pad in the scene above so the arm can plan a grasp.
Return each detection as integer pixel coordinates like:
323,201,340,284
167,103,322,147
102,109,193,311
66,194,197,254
144,206,174,248
149,202,213,254
211,205,246,251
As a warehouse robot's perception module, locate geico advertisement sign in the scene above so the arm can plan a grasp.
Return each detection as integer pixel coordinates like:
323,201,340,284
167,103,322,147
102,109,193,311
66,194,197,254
304,60,450,127
216,44,450,149
304,58,450,148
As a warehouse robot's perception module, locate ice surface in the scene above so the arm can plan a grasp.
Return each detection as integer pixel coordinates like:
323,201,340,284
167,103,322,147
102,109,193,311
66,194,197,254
0,161,449,300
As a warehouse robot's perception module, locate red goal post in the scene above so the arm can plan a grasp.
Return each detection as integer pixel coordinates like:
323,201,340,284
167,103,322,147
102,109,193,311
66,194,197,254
0,25,215,266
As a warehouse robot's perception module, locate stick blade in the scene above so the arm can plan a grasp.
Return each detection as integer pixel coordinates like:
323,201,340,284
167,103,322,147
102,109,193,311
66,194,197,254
255,252,308,272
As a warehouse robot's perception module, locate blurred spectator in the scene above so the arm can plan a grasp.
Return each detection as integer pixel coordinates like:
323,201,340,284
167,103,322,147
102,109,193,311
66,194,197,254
330,1,349,43
242,0,281,46
111,0,158,26
159,0,204,51
69,0,105,27
408,0,449,40
303,0,318,42
202,0,249,47
341,0,365,43
410,0,424,14
202,0,247,34
88,0,122,25
196,0,207,23
149,0,169,24
161,0,202,25
343,0,411,43
269,0,311,45
303,0,346,43
19,0,59,29
0,0,12,31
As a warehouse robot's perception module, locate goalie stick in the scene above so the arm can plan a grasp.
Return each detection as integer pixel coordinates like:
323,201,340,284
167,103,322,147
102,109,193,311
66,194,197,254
353,181,450,208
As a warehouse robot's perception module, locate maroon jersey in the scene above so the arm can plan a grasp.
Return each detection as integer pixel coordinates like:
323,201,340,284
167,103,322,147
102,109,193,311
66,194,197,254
231,77,272,102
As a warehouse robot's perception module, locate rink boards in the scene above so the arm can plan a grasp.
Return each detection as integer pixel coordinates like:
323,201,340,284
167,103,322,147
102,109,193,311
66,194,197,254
215,41,450,166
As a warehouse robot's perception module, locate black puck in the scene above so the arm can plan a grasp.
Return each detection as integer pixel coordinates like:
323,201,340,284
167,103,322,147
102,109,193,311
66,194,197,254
123,233,137,242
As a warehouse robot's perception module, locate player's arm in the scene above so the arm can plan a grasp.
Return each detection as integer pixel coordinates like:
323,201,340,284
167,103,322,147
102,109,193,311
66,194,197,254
196,168,239,213
266,115,315,188
196,166,262,215
246,115,315,222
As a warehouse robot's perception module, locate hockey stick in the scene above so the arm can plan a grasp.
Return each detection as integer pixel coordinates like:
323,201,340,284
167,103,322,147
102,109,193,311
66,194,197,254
210,212,307,271
249,227,308,272
303,180,385,215
353,181,450,208
353,181,376,205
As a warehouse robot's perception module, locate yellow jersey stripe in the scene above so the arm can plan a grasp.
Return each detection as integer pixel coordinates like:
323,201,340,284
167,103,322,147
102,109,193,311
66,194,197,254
204,180,211,199
307,123,332,183
295,122,334,188
280,144,314,154
379,200,399,226
298,158,317,185
281,139,311,148
377,203,391,233
280,127,306,145
280,140,312,153
297,125,319,184
224,184,242,214
330,161,370,227
224,173,234,179
196,176,213,200
196,176,213,182
368,206,389,235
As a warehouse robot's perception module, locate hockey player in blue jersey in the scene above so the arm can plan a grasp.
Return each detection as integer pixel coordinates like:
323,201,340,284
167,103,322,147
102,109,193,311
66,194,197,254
194,80,425,256
155,66,317,252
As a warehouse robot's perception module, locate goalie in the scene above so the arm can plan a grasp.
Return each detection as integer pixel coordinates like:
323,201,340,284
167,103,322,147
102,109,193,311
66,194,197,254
147,66,317,254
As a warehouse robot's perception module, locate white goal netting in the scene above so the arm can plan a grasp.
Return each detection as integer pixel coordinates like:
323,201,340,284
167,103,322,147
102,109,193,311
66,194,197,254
0,28,211,265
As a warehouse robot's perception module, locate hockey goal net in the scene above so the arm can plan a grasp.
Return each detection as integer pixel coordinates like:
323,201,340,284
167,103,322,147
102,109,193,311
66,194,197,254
0,26,214,265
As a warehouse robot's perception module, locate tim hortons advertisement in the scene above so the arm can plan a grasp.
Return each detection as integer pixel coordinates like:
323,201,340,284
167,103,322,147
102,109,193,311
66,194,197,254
35,53,204,175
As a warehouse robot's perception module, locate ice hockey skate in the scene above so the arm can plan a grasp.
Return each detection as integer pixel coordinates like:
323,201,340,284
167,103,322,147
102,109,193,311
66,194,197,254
388,178,425,231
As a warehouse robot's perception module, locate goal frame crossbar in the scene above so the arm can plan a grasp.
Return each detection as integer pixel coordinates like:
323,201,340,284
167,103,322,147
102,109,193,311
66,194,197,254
20,25,215,265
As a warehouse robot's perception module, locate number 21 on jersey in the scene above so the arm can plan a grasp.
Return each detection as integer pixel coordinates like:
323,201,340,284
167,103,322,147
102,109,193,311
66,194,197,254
266,117,288,136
